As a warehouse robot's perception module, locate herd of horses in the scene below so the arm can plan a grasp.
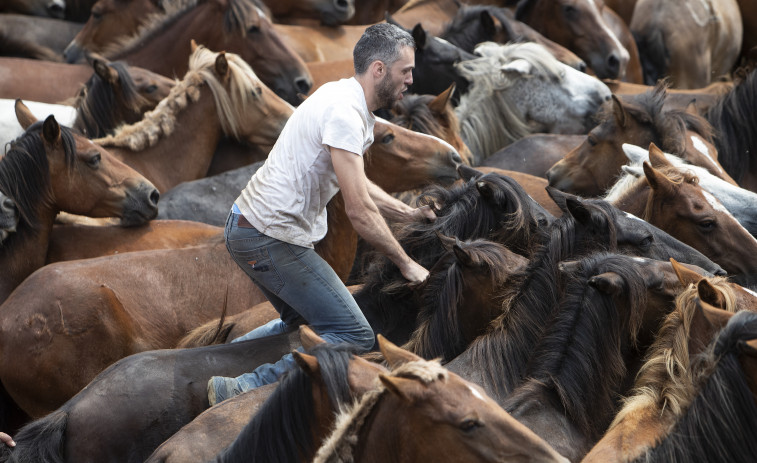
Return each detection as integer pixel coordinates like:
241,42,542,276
1,0,757,461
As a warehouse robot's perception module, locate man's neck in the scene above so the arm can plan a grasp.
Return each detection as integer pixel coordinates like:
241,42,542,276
354,73,378,112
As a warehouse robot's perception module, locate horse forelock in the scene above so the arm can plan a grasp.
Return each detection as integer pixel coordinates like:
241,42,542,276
516,253,648,437
314,359,448,463
224,0,267,36
220,342,358,463
0,125,76,233
633,310,757,462
95,46,260,149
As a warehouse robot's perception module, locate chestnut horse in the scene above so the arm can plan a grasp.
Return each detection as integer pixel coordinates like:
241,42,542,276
309,337,569,463
94,44,293,193
85,0,312,106
631,0,743,88
603,148,757,277
514,0,630,80
546,85,733,197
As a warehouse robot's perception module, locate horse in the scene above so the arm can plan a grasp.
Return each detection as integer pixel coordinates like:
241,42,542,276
631,0,743,88
546,84,732,197
455,41,610,165
390,0,460,36
0,191,18,244
0,0,65,18
442,191,725,406
602,79,734,114
621,143,757,237
514,0,630,80
703,66,757,192
0,101,159,306
93,43,293,193
272,23,366,62
345,0,407,25
83,0,312,106
500,252,700,461
72,58,176,138
480,134,584,178
309,335,570,463
257,0,355,25
0,13,81,61
582,267,757,462
0,327,308,462
603,145,757,277
439,4,586,71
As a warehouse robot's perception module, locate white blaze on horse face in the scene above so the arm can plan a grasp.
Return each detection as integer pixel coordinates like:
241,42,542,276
743,286,757,300
585,0,630,67
467,384,487,403
690,135,723,174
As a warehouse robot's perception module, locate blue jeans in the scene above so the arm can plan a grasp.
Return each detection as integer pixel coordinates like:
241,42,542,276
224,210,374,389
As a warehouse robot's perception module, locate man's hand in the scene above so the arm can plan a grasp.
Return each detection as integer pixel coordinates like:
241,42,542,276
400,260,429,285
410,204,436,222
0,432,15,448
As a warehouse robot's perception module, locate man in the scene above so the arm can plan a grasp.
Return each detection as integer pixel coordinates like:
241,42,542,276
207,23,439,405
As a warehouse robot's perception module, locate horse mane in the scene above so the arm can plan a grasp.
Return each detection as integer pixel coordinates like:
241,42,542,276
95,45,264,150
402,239,513,361
0,122,76,235
216,342,360,463
313,358,448,463
455,42,562,161
705,67,757,184
391,93,453,141
505,252,650,439
632,310,757,462
610,277,737,431
73,62,153,138
470,198,621,398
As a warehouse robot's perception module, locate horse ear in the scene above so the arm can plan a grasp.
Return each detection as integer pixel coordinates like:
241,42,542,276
643,161,676,193
670,258,704,286
453,241,475,267
378,334,422,368
93,59,118,85
480,10,496,36
741,338,757,357
557,259,581,275
622,143,648,164
215,53,229,78
647,143,672,169
694,297,733,330
190,39,199,53
412,23,427,49
588,272,624,296
42,115,61,145
299,325,326,351
563,195,594,225
545,186,575,213
697,278,726,309
457,164,483,181
293,351,320,378
14,99,37,130
611,94,627,128
476,179,495,201
428,84,455,114
435,231,456,251
379,374,419,403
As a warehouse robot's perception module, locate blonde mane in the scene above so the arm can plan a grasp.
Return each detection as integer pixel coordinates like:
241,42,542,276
95,45,265,151
609,277,737,430
313,359,449,463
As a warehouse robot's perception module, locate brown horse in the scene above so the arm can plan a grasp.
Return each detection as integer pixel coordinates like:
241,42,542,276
604,148,757,276
514,0,630,80
258,0,357,25
0,101,158,305
94,44,293,193
346,0,407,24
0,13,81,61
546,85,733,196
631,0,743,88
310,336,570,463
273,23,366,62
481,133,583,178
85,0,312,106
602,79,734,114
390,0,460,36
0,0,64,18
582,265,757,462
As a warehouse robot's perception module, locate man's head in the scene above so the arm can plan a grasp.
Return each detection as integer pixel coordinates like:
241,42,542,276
354,23,415,109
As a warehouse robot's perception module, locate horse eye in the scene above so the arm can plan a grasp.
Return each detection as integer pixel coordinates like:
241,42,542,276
587,134,598,147
248,25,260,33
381,134,395,144
459,418,481,432
640,235,653,247
698,219,716,231
144,85,158,94
87,153,101,168
563,5,578,17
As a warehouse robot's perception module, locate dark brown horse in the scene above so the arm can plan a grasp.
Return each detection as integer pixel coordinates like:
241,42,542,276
0,191,17,244
259,0,356,25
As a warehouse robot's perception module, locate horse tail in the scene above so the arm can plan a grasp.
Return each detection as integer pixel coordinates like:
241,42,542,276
633,28,669,86
177,319,236,348
1,409,67,463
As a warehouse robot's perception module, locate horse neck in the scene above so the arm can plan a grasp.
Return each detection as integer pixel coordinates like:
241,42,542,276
106,87,223,193
0,204,56,304
314,193,356,281
351,393,404,463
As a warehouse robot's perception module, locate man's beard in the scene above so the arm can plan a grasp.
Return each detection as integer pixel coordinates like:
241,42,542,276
375,73,398,110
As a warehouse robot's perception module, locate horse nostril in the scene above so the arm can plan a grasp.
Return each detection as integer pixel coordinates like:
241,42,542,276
577,61,587,73
149,189,160,207
1,198,14,212
450,151,463,165
334,0,350,11
295,76,312,96
607,53,620,74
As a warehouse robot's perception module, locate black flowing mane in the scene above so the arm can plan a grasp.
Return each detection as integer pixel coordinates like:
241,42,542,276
633,310,757,462
215,342,360,463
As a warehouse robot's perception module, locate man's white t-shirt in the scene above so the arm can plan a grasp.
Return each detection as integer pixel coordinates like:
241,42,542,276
235,77,375,248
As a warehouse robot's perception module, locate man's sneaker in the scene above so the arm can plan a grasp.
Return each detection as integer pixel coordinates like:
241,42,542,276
207,376,243,406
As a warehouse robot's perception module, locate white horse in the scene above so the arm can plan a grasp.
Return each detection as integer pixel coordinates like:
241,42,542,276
455,41,611,165
1,99,76,153
608,143,757,237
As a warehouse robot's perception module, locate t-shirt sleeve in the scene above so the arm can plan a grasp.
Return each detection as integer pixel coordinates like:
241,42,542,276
321,104,367,157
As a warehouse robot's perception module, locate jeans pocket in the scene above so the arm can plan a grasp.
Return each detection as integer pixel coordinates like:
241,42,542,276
232,247,285,294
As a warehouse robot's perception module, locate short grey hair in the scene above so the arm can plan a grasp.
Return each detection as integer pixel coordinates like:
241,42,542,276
353,23,415,75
